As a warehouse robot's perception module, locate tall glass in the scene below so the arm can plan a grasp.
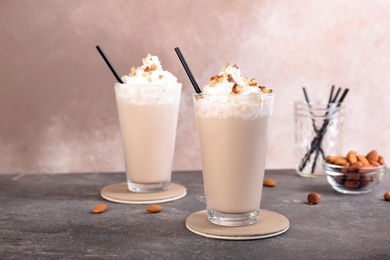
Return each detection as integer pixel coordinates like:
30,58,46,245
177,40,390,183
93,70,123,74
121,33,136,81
193,92,275,226
115,82,181,192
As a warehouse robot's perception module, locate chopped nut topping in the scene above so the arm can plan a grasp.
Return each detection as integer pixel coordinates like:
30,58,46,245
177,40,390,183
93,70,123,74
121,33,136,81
142,53,153,64
221,63,229,74
143,63,157,73
227,74,234,83
260,86,273,93
205,63,273,94
216,75,224,82
231,83,242,95
158,75,164,79
248,79,258,86
210,75,218,81
209,80,217,87
209,75,222,87
129,67,136,77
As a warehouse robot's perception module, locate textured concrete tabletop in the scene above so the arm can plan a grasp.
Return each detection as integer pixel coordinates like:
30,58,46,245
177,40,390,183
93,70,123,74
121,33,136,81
1,170,389,259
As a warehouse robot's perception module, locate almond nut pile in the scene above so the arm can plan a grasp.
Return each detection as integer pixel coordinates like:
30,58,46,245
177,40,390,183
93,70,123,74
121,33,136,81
326,150,384,171
326,150,385,189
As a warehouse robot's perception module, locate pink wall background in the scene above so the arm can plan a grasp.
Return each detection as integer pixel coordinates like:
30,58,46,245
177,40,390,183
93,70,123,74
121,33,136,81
1,0,390,174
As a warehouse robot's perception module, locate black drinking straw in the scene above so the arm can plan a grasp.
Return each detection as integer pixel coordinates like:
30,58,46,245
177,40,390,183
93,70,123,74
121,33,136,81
96,45,124,84
328,85,335,104
302,87,326,162
310,85,336,172
332,88,341,103
174,47,202,93
337,88,349,103
299,86,349,173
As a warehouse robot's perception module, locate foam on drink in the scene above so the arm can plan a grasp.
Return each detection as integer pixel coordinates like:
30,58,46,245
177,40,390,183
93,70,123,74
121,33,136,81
115,54,180,105
195,63,273,119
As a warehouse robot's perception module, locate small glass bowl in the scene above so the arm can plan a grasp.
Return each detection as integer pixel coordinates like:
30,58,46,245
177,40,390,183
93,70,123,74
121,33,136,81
323,163,387,194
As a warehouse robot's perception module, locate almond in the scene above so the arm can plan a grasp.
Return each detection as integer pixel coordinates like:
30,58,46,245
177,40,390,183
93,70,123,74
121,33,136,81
346,150,358,164
369,160,381,166
378,155,385,165
334,157,348,165
360,176,371,186
384,192,390,201
351,161,364,167
325,155,336,164
263,179,276,187
307,192,320,205
344,179,360,189
346,150,357,157
341,163,350,173
348,161,364,172
366,150,379,162
358,168,376,174
357,155,370,166
92,203,108,214
145,204,162,213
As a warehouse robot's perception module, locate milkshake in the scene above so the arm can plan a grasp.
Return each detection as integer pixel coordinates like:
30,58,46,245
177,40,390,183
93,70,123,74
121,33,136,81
115,54,181,192
193,64,274,226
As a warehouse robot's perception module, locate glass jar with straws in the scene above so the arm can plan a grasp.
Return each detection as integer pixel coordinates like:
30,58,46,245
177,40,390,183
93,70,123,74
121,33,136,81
294,86,349,177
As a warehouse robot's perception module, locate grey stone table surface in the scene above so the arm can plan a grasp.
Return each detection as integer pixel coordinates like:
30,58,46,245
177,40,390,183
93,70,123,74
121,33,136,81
1,169,389,259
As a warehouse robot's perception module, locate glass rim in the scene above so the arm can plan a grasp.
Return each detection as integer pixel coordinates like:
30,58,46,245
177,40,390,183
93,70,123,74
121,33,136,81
323,162,386,171
192,92,275,98
115,82,182,87
294,101,345,113
294,100,345,107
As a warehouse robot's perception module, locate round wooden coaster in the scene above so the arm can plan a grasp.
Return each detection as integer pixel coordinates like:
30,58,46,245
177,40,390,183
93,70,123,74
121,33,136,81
100,182,186,204
186,209,289,240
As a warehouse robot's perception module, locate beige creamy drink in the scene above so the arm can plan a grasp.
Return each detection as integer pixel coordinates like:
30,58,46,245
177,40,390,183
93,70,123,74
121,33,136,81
115,54,181,192
196,115,270,213
193,63,274,226
116,101,179,184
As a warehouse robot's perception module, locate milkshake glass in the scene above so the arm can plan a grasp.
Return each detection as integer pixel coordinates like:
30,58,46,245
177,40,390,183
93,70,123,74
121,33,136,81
115,54,181,192
193,64,274,226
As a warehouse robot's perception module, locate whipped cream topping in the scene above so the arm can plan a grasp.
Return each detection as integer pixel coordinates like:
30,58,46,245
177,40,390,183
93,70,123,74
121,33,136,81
115,54,181,105
195,63,274,119
203,63,272,96
121,54,177,84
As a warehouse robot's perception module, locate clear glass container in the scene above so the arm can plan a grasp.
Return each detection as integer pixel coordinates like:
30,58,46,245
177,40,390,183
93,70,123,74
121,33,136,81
294,101,345,177
324,163,386,194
